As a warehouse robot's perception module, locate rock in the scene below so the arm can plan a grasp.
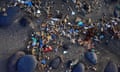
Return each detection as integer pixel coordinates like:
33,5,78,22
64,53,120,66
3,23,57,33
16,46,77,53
17,55,37,72
85,51,97,65
118,66,120,72
0,7,21,27
49,56,61,69
104,61,118,72
72,63,85,72
7,51,25,72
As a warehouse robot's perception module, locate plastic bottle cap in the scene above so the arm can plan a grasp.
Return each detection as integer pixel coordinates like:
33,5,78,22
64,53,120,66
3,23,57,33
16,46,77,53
72,11,75,15
37,10,41,14
63,51,68,54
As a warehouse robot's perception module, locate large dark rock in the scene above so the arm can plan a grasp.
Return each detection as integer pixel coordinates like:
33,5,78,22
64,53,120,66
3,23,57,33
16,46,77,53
0,6,20,27
118,67,120,72
104,61,118,72
114,5,120,17
7,51,25,72
85,51,97,65
17,55,37,72
72,63,85,72
49,56,61,69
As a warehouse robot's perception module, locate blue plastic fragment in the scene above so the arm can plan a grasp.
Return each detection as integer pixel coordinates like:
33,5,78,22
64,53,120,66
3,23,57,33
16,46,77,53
51,34,56,40
24,1,33,7
32,37,37,46
78,21,84,26
41,59,46,64
39,38,43,48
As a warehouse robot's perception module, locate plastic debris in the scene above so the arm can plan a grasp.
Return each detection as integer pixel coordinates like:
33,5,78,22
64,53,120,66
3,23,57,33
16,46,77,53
78,21,84,26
